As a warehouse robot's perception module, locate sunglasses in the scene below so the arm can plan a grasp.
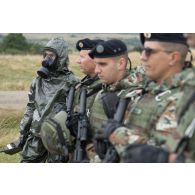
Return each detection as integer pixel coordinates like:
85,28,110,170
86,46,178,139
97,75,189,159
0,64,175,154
141,47,172,58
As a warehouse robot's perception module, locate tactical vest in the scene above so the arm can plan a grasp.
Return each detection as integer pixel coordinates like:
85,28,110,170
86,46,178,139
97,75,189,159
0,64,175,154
89,69,145,136
125,90,187,155
73,75,101,114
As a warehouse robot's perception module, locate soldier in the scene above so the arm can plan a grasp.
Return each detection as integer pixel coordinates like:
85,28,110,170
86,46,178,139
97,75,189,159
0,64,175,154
172,33,195,162
87,39,146,162
19,37,78,163
94,34,195,163
41,39,146,163
40,38,103,162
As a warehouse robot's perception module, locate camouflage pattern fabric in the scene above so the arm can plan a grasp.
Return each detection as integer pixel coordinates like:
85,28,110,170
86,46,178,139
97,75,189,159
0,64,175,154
175,67,195,162
108,67,195,161
88,67,147,162
40,66,146,162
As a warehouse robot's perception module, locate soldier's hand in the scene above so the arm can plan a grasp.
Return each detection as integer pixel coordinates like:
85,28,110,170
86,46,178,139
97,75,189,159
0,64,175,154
66,113,79,137
122,144,169,163
94,119,122,159
95,119,122,141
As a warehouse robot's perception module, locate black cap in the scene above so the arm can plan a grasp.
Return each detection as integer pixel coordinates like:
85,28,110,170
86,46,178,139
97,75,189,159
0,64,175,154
140,33,188,47
88,39,127,59
76,38,103,51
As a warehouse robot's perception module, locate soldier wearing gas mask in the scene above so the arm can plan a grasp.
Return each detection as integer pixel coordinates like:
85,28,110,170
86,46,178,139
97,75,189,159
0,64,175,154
37,50,58,79
19,37,78,163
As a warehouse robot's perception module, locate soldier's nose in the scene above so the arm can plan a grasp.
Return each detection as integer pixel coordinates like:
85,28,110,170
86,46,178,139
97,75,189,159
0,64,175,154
95,66,101,74
140,52,147,62
76,58,81,64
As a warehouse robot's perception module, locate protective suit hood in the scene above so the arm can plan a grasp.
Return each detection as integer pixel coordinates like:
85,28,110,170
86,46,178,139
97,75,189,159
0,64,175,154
44,37,69,73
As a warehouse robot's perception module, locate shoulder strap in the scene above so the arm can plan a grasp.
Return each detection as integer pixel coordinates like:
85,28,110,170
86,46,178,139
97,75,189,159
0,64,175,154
87,83,102,97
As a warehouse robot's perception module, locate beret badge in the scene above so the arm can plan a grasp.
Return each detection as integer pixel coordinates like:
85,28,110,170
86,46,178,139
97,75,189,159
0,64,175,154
79,42,84,48
144,33,151,38
96,45,104,53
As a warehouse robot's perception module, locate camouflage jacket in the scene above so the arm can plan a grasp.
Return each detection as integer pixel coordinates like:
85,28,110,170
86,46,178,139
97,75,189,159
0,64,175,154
89,67,146,134
109,67,195,160
175,67,195,162
88,67,146,162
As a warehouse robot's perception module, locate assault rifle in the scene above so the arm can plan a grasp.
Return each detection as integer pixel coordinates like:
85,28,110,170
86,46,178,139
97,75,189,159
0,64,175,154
66,86,76,118
103,98,130,162
65,86,78,136
73,88,88,162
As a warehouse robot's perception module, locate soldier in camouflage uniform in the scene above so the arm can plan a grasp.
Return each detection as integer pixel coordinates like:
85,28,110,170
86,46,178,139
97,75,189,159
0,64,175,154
172,33,195,162
86,39,146,162
94,34,195,163
19,37,78,163
40,38,103,162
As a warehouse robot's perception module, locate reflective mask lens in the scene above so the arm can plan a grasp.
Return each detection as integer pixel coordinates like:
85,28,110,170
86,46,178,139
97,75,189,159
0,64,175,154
42,55,56,68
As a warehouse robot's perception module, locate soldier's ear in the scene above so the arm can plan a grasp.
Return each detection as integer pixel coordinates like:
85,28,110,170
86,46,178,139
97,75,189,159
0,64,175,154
169,51,181,66
118,57,126,70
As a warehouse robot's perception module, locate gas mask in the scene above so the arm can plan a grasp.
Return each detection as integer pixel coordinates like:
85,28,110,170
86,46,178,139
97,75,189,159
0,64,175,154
37,52,58,79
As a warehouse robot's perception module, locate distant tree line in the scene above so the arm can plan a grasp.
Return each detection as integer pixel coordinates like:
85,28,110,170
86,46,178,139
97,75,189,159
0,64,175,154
0,33,141,55
0,33,43,54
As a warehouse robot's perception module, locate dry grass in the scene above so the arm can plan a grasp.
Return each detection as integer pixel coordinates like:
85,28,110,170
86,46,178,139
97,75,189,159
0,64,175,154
0,54,41,90
0,54,87,91
0,110,22,162
0,52,142,91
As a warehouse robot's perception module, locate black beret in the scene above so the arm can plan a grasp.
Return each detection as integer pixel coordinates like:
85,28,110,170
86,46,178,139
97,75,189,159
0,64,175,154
140,33,188,47
76,38,103,51
88,39,127,59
